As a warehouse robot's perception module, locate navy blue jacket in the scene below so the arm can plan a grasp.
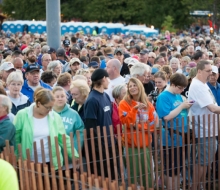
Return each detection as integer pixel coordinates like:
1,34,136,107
21,80,52,103
207,82,220,106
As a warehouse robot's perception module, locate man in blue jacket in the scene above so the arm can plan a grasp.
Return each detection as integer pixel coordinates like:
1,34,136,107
207,65,220,106
21,64,52,103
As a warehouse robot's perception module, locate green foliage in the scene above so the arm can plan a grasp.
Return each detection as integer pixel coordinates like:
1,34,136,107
1,0,219,30
1,0,46,20
161,15,176,33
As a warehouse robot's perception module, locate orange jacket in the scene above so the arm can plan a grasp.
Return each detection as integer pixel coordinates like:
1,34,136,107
119,99,156,148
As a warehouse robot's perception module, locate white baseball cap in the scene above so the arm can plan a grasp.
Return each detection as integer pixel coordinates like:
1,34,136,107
212,65,218,74
0,62,16,71
195,46,201,51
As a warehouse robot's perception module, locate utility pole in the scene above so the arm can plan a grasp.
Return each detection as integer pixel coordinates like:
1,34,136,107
46,0,61,49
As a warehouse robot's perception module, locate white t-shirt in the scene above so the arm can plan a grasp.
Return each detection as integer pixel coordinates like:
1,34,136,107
29,84,41,92
188,78,218,137
105,76,125,102
31,116,50,162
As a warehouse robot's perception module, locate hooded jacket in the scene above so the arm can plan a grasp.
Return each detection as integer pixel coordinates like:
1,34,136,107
0,116,15,152
6,92,31,115
54,104,84,152
13,103,79,170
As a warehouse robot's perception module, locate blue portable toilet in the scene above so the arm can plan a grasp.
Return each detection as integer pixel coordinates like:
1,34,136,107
68,22,76,34
143,28,159,37
121,26,130,35
14,21,24,33
9,23,16,33
2,22,10,32
76,22,84,33
99,23,109,35
83,22,93,34
29,22,37,33
61,23,69,35
36,21,46,34
114,23,123,34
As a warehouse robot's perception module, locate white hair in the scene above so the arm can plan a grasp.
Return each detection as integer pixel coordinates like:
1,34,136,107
169,57,180,69
6,71,24,85
130,63,151,77
47,60,62,71
0,95,12,114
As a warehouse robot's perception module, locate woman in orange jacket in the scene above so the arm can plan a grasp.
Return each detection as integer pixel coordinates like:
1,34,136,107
119,77,157,188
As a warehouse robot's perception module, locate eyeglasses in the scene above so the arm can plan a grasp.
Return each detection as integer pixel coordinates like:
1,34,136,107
43,59,52,62
42,104,52,111
176,86,185,90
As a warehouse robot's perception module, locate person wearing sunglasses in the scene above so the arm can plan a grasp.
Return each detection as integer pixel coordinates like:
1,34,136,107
13,87,79,170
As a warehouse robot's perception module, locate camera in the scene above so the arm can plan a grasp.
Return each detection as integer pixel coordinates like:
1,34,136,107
149,90,158,102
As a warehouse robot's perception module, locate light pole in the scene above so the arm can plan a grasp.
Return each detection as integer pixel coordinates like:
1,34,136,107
46,0,61,50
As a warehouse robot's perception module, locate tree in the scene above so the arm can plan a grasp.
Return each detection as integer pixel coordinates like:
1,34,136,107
1,0,46,20
161,15,176,33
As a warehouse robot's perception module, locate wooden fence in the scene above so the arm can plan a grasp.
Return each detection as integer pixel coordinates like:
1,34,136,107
1,114,220,190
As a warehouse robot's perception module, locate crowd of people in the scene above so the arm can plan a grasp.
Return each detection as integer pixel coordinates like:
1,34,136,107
0,30,220,189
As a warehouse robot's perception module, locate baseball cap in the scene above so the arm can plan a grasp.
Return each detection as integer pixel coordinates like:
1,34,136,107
124,57,139,66
140,49,149,55
91,69,109,82
151,67,159,75
69,58,80,65
56,48,65,57
88,61,99,68
188,62,196,68
0,62,16,71
212,65,218,74
208,51,213,56
25,64,40,73
48,47,56,54
114,48,123,55
63,39,70,47
90,46,97,51
195,46,201,51
20,44,27,51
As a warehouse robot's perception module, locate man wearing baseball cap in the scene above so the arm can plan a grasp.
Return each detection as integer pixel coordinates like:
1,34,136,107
68,58,81,77
207,65,220,106
84,68,119,180
63,39,71,56
21,64,52,102
0,62,16,82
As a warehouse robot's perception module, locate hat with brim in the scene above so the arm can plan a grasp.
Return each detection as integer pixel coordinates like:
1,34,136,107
25,64,40,73
69,58,81,65
0,62,16,71
88,61,99,68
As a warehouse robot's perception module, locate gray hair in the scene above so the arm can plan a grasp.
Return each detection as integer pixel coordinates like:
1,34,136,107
112,84,126,99
41,45,50,54
0,95,12,114
169,57,180,69
6,71,24,85
34,43,41,49
130,63,151,77
47,60,61,71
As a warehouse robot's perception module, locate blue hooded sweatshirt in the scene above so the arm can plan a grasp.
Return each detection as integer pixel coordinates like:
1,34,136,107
54,104,84,152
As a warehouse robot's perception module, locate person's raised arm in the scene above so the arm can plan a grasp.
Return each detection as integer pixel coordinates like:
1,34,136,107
164,101,192,121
